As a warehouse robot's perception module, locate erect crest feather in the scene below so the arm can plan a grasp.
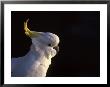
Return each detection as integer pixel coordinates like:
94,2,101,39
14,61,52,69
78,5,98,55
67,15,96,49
24,19,40,38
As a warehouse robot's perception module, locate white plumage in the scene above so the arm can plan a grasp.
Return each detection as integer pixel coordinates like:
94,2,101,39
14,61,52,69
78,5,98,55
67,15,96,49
11,19,60,77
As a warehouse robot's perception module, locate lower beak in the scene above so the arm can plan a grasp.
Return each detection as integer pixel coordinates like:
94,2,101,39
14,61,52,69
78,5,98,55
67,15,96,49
53,46,59,52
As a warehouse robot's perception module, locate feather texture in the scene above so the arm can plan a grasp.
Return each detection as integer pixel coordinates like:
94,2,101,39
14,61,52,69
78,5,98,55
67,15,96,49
11,32,59,77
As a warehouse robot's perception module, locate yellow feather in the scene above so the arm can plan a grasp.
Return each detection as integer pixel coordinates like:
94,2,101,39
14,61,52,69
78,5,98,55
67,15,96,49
24,19,40,38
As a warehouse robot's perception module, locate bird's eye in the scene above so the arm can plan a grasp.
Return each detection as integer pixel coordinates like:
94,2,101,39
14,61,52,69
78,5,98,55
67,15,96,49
48,43,52,46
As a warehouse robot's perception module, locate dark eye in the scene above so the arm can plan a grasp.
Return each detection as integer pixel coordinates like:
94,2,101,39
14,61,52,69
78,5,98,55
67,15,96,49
48,43,52,46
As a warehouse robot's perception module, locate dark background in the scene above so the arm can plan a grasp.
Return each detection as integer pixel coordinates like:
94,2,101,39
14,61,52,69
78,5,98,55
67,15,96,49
11,11,100,77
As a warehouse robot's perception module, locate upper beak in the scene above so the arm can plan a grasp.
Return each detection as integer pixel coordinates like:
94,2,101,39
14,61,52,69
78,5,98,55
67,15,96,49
53,46,59,52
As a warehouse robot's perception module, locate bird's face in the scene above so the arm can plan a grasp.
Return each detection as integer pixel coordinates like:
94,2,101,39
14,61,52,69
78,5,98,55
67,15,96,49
24,19,60,58
31,32,60,55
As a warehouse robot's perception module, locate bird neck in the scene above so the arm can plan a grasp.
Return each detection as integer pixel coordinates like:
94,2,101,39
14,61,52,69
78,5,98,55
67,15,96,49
25,43,45,61
24,44,51,77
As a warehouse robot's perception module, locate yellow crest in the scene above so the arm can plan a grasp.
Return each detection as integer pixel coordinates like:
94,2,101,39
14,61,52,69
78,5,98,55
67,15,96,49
24,19,40,38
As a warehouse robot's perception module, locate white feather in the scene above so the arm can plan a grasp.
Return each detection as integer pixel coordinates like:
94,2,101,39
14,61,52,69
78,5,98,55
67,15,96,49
11,32,59,77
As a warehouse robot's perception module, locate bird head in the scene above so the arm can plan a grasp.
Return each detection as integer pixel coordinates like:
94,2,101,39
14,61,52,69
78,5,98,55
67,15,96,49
24,19,60,58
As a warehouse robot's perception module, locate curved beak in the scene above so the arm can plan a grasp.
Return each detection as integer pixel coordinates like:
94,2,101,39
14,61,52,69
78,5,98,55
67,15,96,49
53,46,59,53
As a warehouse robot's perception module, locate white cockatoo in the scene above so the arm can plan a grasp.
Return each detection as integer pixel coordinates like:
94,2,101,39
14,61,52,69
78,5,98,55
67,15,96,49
11,19,60,77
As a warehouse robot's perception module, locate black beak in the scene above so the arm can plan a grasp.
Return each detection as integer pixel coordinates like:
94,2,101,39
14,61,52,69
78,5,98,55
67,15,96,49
53,46,59,52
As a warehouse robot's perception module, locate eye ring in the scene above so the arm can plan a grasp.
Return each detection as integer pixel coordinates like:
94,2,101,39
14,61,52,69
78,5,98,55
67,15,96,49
48,43,52,46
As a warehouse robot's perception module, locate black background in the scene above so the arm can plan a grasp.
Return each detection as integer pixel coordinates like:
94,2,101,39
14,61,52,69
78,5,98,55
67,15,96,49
11,11,100,77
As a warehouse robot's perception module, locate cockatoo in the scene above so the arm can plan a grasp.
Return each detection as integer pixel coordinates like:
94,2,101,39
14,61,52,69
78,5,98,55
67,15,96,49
11,19,60,77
